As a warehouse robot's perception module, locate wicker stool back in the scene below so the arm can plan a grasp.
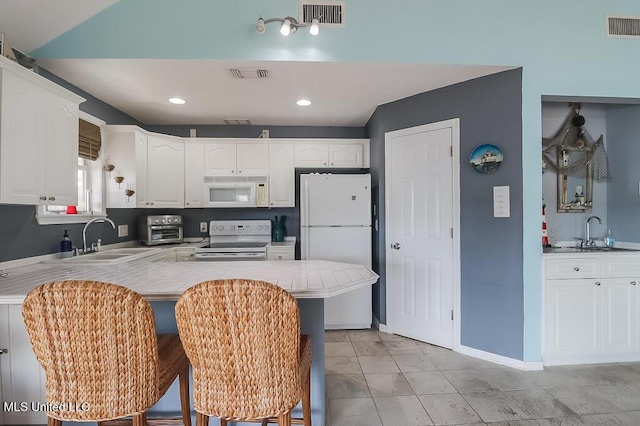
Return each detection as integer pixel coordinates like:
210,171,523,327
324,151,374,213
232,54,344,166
175,279,302,423
22,280,162,422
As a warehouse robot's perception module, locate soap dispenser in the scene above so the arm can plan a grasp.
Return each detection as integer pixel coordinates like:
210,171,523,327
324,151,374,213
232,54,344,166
604,229,616,247
60,230,73,258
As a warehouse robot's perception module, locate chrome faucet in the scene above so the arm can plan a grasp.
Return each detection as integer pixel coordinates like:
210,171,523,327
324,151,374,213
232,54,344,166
82,218,116,253
584,215,602,247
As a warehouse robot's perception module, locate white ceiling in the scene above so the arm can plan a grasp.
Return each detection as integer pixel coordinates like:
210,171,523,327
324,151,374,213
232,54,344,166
0,1,515,127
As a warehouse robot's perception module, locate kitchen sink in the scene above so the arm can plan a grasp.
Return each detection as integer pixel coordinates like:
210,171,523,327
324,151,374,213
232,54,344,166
44,247,163,264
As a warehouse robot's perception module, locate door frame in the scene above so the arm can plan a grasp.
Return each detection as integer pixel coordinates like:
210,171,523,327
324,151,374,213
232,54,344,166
384,118,461,351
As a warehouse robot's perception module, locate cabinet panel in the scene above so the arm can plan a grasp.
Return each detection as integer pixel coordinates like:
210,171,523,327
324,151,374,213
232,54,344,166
0,305,46,425
268,144,295,207
184,143,204,207
545,258,600,279
237,144,269,175
267,245,295,260
602,258,640,278
147,136,184,208
546,279,600,356
601,279,637,354
204,143,236,175
0,70,46,204
329,144,362,168
295,144,328,167
44,92,79,205
135,132,149,207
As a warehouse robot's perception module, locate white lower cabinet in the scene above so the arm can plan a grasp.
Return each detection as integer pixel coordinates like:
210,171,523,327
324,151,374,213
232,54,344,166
0,305,46,425
544,255,640,365
267,245,294,260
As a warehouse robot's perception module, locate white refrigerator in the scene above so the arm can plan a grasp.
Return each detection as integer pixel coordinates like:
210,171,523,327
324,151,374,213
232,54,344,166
300,173,373,329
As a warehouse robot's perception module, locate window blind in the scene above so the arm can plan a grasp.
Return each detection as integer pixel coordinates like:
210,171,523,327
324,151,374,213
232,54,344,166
78,119,102,161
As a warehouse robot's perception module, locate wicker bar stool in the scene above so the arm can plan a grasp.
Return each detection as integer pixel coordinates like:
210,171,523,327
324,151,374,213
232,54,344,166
175,279,312,426
22,280,192,426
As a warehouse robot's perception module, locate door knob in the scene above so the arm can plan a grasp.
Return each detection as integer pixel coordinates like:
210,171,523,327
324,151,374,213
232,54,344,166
0,348,7,355
391,243,401,250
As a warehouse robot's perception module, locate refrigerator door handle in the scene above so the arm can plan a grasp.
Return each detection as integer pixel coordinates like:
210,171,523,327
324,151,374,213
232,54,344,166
302,179,310,259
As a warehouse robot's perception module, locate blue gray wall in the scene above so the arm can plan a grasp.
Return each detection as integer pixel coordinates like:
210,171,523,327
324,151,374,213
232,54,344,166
606,104,640,243
366,69,524,359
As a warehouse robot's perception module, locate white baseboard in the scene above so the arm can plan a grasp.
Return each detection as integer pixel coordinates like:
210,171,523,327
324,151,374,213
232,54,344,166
543,352,640,367
458,344,544,371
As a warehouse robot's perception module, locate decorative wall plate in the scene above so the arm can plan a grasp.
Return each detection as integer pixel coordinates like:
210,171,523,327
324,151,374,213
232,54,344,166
470,143,504,174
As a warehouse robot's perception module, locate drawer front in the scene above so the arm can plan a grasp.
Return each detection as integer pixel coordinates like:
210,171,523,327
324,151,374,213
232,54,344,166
546,259,600,279
267,247,294,261
602,257,640,278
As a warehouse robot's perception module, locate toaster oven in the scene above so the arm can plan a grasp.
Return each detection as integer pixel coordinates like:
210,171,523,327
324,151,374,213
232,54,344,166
138,215,183,245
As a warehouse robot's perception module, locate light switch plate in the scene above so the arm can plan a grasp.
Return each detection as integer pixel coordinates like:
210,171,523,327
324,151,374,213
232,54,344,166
117,224,128,237
493,186,510,217
200,222,207,233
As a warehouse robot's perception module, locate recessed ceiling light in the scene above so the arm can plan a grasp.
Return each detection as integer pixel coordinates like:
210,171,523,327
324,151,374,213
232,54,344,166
169,97,186,105
296,99,312,107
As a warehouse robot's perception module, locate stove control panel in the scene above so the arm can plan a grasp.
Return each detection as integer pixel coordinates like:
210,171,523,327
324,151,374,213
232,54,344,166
209,220,272,236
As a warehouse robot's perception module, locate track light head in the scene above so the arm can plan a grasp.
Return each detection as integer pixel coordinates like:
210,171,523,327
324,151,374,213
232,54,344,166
256,15,320,36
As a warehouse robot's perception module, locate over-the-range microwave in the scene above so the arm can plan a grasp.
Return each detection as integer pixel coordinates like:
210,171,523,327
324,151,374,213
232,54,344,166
203,175,268,208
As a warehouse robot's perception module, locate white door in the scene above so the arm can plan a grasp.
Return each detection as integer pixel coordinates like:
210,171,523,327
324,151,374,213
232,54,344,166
385,119,459,349
328,144,363,167
301,174,371,226
184,143,204,207
204,143,237,175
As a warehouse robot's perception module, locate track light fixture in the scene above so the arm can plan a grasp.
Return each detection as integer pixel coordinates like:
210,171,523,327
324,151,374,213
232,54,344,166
256,16,320,36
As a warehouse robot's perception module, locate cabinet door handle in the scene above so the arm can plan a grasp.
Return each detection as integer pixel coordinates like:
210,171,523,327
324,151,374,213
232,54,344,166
48,196,56,201
632,281,637,286
595,281,601,286
238,170,242,173
331,162,334,166
39,196,47,201
0,348,7,355
574,267,580,271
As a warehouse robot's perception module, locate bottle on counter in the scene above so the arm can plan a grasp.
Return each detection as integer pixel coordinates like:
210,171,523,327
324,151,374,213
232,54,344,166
273,215,286,242
60,230,73,258
604,229,616,247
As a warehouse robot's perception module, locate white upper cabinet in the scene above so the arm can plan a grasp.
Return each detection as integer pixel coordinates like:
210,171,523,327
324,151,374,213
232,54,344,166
237,143,269,175
204,143,269,176
0,58,84,205
144,135,185,208
204,143,236,175
184,143,205,207
295,143,329,167
105,128,184,208
329,144,363,168
268,144,295,207
295,141,366,168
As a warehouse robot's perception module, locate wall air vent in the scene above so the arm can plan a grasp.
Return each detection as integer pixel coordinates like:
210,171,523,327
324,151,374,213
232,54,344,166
299,1,345,26
227,67,270,79
606,15,640,38
224,119,252,125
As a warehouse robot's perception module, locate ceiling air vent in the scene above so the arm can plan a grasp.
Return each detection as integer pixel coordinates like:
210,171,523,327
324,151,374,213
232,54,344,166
299,1,345,26
227,67,270,79
606,15,640,38
224,119,252,125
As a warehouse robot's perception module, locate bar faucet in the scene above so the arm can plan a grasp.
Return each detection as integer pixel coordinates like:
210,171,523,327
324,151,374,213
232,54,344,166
82,218,116,253
584,215,602,247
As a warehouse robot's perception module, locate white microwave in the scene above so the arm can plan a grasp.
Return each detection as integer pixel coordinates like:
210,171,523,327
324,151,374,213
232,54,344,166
203,176,268,208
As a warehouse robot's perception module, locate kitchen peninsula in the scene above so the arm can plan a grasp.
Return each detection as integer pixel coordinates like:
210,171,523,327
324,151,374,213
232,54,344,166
0,260,378,426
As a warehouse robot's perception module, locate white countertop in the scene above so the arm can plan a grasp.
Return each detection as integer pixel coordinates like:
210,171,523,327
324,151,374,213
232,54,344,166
0,260,378,304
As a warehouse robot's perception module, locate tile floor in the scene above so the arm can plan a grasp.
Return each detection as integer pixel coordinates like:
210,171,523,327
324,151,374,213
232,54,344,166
324,329,640,425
